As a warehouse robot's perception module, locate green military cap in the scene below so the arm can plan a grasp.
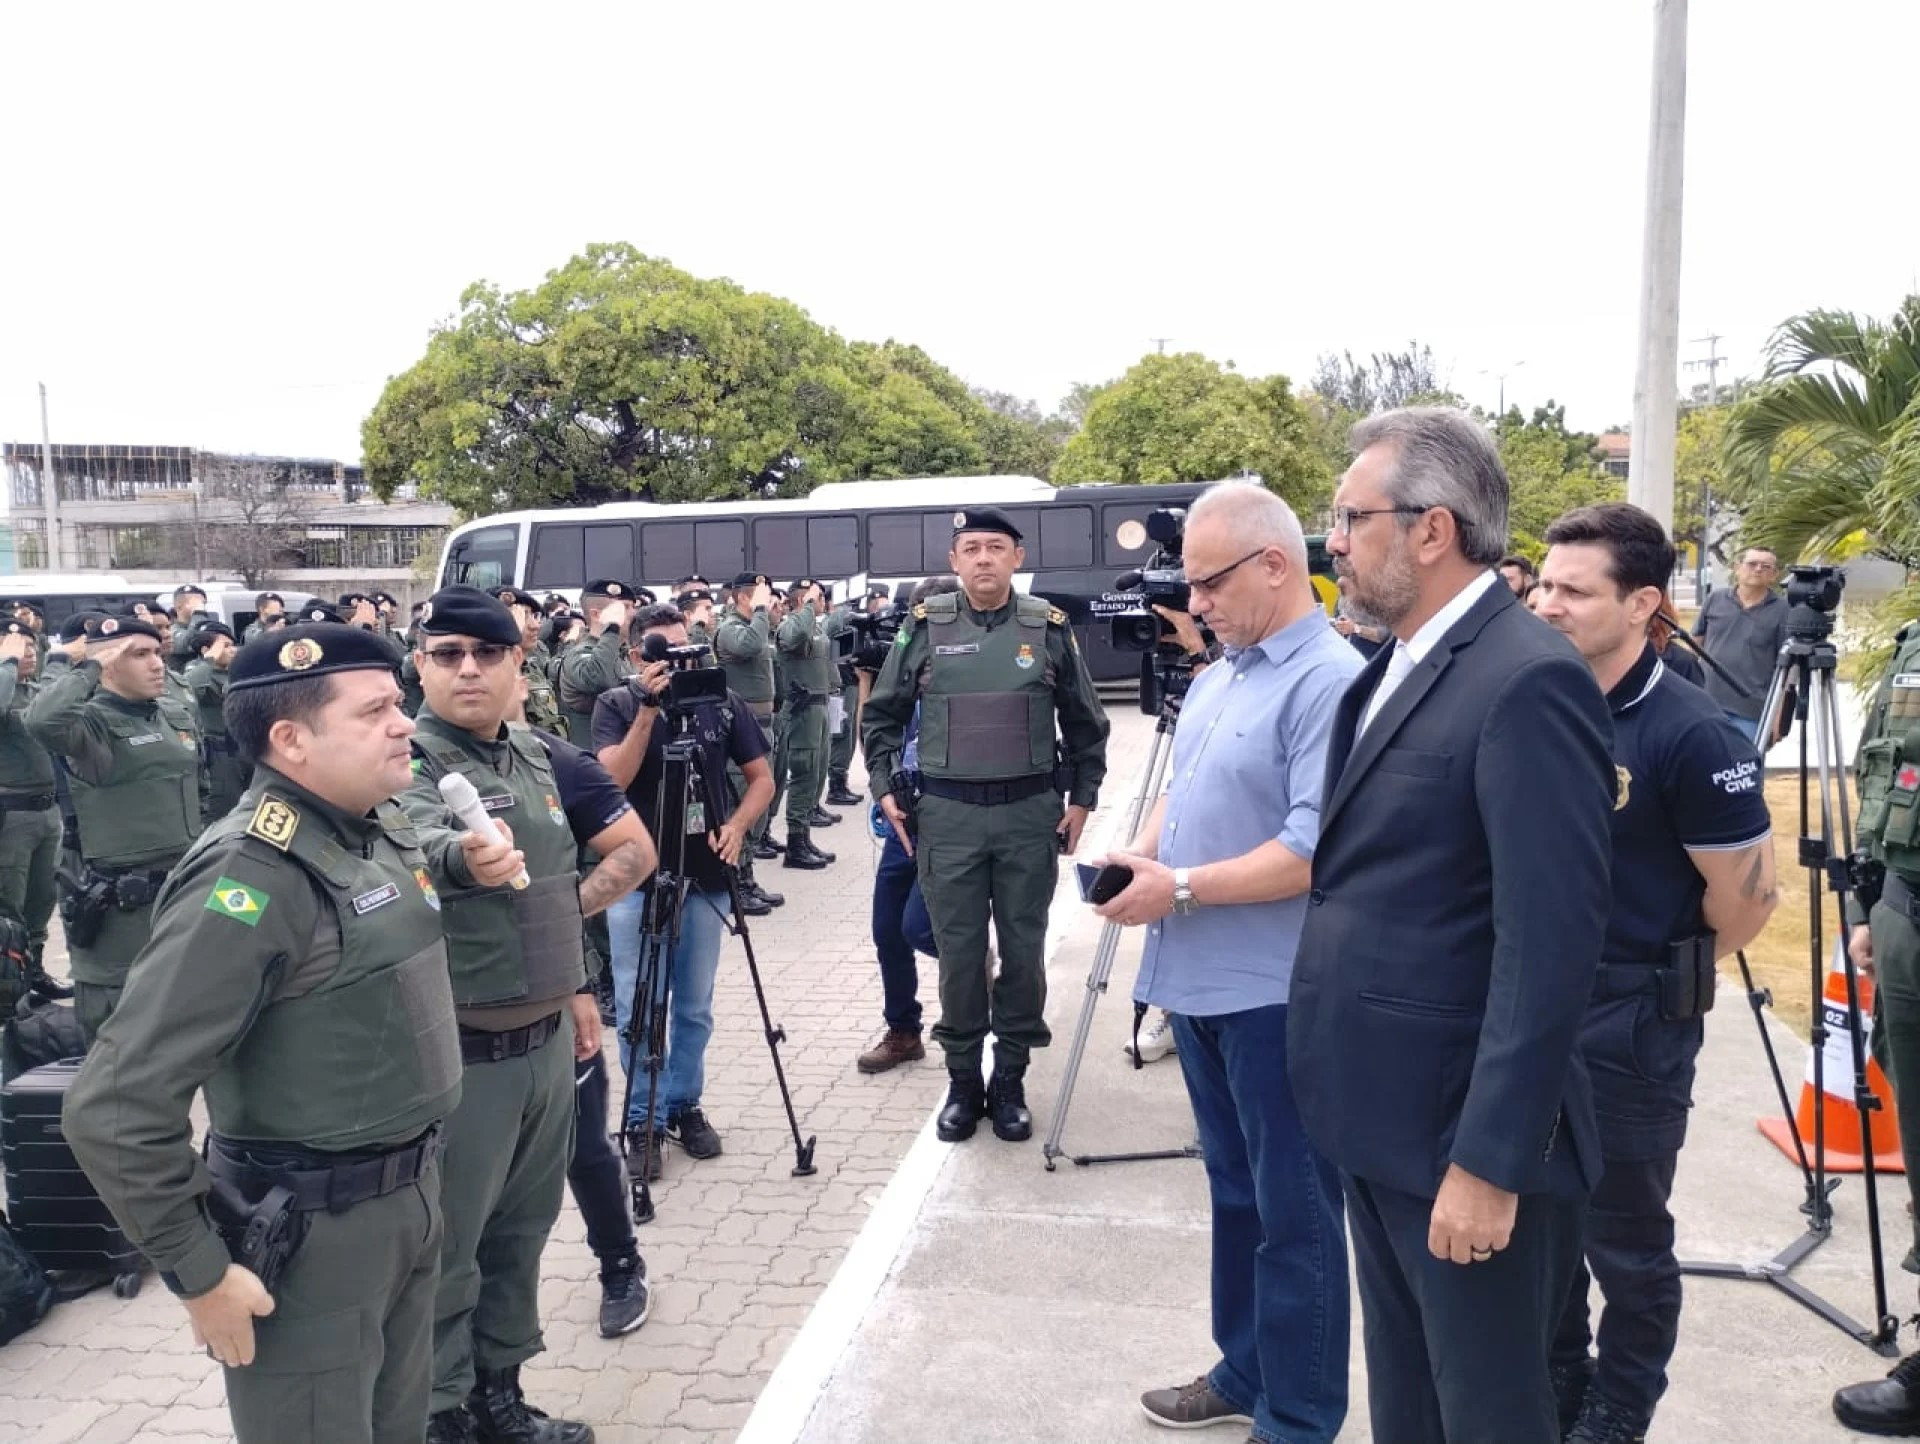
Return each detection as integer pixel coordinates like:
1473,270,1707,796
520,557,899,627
951,507,1022,543
414,585,521,646
228,622,402,692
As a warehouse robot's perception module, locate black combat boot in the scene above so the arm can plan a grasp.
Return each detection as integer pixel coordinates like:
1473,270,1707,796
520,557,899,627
986,1067,1033,1142
737,886,772,916
826,775,862,806
25,968,72,1001
738,860,783,909
428,1406,480,1443
1834,1353,1920,1438
782,826,830,869
809,805,842,828
469,1364,594,1444
936,1069,988,1142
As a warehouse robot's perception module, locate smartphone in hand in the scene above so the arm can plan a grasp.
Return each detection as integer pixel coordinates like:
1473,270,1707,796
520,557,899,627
1076,861,1134,905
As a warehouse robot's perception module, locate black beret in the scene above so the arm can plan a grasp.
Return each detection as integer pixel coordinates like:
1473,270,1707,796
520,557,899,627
786,578,817,595
337,592,370,608
370,592,399,609
414,585,521,646
673,574,709,589
9,599,42,618
255,592,284,607
173,583,207,599
543,593,569,612
582,578,634,600
86,613,164,645
675,588,714,608
228,623,403,693
296,602,344,624
866,583,891,600
191,621,237,650
57,611,103,644
1,618,30,639
727,571,767,591
951,506,1022,543
489,586,537,611
635,586,658,607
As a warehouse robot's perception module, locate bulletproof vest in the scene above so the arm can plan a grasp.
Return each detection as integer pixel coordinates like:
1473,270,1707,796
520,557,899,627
183,660,228,741
70,693,203,870
410,720,585,1007
783,606,834,694
716,606,775,707
0,675,54,794
1857,625,1920,880
186,663,248,821
199,790,462,1148
522,659,566,738
913,594,1058,780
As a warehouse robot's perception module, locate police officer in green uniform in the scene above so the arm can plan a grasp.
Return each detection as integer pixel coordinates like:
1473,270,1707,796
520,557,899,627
714,573,784,912
677,584,717,651
243,592,286,645
167,584,210,666
755,595,792,861
491,587,567,738
777,579,840,867
62,622,529,1444
186,620,250,821
863,508,1109,1142
0,619,66,1000
26,612,203,1044
824,589,862,807
401,587,618,1444
1834,621,1920,1434
557,580,640,741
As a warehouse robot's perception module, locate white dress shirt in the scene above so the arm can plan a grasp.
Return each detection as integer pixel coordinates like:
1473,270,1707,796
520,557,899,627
1360,568,1500,734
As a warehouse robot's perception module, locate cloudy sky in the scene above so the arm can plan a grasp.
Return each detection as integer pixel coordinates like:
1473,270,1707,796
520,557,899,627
3,0,1914,468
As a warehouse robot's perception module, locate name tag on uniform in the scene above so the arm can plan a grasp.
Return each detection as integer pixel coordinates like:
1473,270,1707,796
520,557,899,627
126,733,164,746
1894,674,1920,688
352,882,402,915
481,793,515,813
935,644,980,656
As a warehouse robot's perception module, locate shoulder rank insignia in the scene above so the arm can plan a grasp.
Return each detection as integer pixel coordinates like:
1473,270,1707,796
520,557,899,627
246,796,300,851
1047,606,1068,626
912,603,927,620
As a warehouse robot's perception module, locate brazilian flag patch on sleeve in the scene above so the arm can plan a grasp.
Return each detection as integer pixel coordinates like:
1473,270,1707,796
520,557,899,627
205,877,270,926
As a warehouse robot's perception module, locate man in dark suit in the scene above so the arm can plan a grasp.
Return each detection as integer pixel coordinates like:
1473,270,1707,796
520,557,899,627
1288,407,1617,1443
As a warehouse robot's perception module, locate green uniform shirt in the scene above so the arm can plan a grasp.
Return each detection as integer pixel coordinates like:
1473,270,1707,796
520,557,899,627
556,627,633,735
715,603,776,710
0,659,56,795
777,601,834,695
862,592,1109,809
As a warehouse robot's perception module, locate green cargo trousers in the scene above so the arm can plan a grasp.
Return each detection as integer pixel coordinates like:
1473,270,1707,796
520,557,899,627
767,709,791,834
1870,897,1920,1270
828,691,858,784
224,1157,444,1444
430,1012,575,1413
784,703,829,832
914,789,1062,1075
731,714,776,848
0,804,60,954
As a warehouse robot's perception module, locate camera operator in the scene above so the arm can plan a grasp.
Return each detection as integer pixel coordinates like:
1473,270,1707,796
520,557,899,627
1832,615,1920,1435
1691,546,1789,745
1533,504,1777,1444
592,603,775,1172
854,576,954,1076
1094,482,1360,1442
714,573,785,912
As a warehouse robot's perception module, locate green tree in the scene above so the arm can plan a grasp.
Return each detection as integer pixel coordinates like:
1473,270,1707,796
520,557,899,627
1496,402,1622,560
970,389,1072,478
1673,403,1730,569
1050,353,1329,509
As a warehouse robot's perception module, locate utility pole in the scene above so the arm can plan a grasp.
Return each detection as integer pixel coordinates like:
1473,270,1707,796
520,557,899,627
1149,337,1172,355
38,383,65,572
1685,332,1723,406
1627,0,1688,529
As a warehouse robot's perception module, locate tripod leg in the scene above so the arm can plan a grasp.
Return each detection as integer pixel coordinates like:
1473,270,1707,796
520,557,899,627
1735,948,1817,1192
718,878,818,1176
1040,920,1124,1171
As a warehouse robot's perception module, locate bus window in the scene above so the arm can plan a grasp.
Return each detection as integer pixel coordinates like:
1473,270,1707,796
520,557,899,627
1003,508,1040,554
808,516,858,578
640,521,695,583
754,516,807,579
920,512,952,570
696,520,746,581
866,513,922,575
526,524,581,587
447,523,520,588
584,523,636,584
1103,503,1156,566
1039,505,1094,569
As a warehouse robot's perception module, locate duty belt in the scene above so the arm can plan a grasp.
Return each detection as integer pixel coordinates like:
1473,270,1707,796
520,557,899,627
99,866,173,909
205,1124,442,1214
1883,872,1920,928
0,791,55,813
789,691,825,711
459,1010,563,1065
920,774,1056,806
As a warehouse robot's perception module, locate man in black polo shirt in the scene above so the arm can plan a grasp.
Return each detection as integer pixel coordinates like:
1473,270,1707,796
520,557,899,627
592,603,774,1173
1534,503,1779,1444
1692,545,1789,744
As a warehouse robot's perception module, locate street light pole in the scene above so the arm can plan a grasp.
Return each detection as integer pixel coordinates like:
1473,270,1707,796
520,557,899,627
1628,0,1688,528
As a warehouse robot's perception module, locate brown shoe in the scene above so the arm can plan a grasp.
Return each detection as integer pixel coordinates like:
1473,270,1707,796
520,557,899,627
857,1028,926,1074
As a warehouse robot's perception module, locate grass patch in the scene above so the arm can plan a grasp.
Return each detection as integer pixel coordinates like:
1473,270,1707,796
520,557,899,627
1737,773,1852,1039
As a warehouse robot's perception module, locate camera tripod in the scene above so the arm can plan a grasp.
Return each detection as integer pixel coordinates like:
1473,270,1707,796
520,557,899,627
617,697,818,1224
1677,607,1899,1355
1041,654,1203,1170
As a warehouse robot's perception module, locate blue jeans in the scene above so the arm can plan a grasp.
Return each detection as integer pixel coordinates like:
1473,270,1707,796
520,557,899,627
872,829,937,1032
1172,1005,1349,1444
1721,709,1760,745
607,885,727,1130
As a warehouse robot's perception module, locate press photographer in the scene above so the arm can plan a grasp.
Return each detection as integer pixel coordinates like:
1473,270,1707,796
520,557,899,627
592,603,775,1172
1101,506,1218,714
1092,481,1361,1441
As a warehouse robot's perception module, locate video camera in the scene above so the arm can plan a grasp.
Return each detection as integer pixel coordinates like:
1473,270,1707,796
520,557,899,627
847,604,905,671
638,633,729,709
1098,508,1193,652
1785,563,1844,642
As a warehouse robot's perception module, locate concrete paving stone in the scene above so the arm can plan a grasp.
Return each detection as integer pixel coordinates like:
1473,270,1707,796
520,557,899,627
671,1395,755,1432
706,1324,773,1377
146,1407,246,1438
72,1405,166,1444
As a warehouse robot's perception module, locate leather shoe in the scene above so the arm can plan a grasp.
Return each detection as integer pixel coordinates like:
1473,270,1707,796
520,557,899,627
1834,1354,1920,1437
986,1068,1032,1142
936,1069,987,1142
826,780,862,806
809,806,842,828
856,1028,926,1074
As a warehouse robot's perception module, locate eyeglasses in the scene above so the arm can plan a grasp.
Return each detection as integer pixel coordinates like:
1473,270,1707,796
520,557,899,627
1187,548,1269,595
421,643,513,670
1331,505,1436,536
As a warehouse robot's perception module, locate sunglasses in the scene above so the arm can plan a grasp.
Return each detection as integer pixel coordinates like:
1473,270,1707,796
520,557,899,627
421,643,513,670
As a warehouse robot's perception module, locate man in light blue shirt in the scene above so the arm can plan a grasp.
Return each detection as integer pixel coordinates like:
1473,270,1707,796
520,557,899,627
1095,481,1361,1444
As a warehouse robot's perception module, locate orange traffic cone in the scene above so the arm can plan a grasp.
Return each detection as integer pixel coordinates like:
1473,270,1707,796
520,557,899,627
1758,939,1905,1174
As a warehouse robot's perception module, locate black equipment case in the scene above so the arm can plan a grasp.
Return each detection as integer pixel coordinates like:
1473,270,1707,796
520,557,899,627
2,1060,143,1297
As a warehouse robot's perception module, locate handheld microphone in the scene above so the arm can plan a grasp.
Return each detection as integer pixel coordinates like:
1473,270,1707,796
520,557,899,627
640,632,671,663
437,772,530,890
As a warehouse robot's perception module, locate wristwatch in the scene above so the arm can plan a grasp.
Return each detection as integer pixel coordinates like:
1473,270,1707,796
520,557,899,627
1172,867,1199,915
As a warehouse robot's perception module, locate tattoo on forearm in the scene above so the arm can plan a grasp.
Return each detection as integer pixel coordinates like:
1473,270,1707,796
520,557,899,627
1738,846,1779,906
577,839,652,917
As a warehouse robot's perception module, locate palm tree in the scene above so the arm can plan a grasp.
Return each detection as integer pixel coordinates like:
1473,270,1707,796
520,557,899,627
1722,298,1920,570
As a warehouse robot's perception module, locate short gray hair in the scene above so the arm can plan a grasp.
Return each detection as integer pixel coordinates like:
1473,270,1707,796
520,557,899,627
1187,480,1309,572
1348,407,1508,565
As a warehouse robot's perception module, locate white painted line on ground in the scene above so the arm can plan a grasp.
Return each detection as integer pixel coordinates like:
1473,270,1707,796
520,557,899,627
738,788,1138,1444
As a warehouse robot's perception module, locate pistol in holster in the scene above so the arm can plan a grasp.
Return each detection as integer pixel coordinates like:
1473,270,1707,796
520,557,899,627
1850,850,1887,912
206,1176,310,1295
1656,934,1718,1022
888,770,919,839
56,870,113,949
